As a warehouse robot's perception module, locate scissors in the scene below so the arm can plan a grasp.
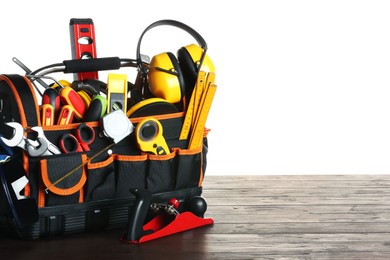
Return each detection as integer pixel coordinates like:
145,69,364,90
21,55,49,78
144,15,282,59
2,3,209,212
59,123,95,153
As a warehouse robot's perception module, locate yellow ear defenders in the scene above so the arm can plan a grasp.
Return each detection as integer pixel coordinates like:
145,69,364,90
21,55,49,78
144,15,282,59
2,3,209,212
136,20,215,105
177,43,215,102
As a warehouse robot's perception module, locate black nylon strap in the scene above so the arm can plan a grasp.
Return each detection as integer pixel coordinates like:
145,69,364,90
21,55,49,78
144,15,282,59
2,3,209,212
2,74,39,126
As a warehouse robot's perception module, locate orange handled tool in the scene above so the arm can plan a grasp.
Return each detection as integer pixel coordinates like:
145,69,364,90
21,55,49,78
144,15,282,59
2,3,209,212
57,105,75,125
59,87,86,119
40,104,55,126
42,88,60,115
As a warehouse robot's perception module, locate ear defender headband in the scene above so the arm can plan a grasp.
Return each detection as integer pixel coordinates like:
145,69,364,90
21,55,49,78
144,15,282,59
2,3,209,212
136,19,214,104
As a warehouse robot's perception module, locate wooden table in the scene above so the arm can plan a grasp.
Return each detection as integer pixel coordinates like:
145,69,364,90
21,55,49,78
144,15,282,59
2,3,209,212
1,175,390,259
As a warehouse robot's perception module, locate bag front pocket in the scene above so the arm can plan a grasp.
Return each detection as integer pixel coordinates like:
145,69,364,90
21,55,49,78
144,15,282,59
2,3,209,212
39,153,87,207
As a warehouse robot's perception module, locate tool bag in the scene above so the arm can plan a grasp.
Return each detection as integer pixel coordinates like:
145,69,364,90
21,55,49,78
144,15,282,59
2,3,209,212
0,20,213,240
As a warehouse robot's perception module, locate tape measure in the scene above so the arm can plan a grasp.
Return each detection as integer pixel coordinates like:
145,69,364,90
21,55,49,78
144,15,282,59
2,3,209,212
179,71,206,140
188,83,217,149
136,118,170,155
107,73,128,113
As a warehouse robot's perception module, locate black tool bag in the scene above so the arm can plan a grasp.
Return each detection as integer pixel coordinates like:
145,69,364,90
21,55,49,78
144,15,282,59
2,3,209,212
0,73,208,239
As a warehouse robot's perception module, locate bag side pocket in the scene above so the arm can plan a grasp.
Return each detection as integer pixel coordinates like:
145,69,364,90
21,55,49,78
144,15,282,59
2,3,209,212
114,154,148,198
85,156,115,202
146,150,176,193
174,146,203,190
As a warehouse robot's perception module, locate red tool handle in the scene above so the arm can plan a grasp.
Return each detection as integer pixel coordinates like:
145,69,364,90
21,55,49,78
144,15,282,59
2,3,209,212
42,88,60,114
59,87,86,119
74,123,95,151
57,105,75,125
40,104,54,126
59,134,83,153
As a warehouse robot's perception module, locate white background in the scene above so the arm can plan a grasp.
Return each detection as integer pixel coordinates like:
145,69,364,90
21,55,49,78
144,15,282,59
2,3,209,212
1,1,390,175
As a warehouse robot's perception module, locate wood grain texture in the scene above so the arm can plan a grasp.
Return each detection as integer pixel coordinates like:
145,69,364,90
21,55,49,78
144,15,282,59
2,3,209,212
1,175,389,259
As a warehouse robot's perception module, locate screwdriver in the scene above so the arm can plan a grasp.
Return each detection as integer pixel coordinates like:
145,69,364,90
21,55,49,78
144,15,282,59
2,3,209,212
59,86,87,120
42,88,60,115
84,95,107,122
57,105,75,125
40,104,55,126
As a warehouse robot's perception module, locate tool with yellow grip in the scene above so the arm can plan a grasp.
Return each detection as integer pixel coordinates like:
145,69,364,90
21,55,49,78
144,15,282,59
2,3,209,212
135,118,170,155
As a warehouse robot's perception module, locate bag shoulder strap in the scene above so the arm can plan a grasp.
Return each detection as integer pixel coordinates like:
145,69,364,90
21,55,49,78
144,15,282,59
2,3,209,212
0,74,40,127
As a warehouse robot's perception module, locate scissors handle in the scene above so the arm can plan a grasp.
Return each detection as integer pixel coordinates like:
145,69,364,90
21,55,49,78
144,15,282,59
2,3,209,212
75,123,95,151
59,133,83,153
59,123,95,153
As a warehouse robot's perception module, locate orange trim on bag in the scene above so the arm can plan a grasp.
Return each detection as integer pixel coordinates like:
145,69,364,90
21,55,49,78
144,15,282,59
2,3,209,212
38,178,46,208
42,121,100,131
40,154,87,196
22,76,41,126
22,154,31,196
0,76,41,195
173,146,202,155
0,76,28,127
198,148,204,187
115,154,148,162
203,128,210,137
147,149,177,161
79,188,84,203
88,155,114,169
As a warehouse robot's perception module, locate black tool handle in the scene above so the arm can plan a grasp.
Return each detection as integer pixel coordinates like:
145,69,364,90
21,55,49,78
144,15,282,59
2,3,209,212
63,57,121,73
125,188,152,241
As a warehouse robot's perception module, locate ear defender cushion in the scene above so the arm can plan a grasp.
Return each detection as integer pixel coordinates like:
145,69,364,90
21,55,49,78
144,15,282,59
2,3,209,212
148,52,184,104
178,44,215,101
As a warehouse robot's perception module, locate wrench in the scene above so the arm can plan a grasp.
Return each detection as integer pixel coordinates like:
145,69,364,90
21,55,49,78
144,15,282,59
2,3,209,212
1,122,56,157
0,122,28,151
30,127,61,155
26,138,50,157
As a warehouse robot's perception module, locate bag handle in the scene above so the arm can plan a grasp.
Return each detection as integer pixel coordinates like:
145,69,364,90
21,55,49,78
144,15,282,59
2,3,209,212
0,74,40,127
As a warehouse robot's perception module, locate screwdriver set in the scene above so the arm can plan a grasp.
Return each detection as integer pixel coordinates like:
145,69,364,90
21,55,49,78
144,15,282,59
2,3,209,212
0,18,217,241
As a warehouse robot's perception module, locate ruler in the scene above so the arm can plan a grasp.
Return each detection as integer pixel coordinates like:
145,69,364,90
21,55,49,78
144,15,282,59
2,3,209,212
188,83,217,149
179,71,206,140
192,72,215,129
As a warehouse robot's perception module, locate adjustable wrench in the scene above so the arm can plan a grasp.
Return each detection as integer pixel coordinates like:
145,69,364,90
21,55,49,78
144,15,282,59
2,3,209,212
30,127,61,155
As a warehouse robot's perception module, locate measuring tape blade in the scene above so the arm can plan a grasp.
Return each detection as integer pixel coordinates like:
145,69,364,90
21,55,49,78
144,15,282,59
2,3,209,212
188,83,217,149
179,71,206,140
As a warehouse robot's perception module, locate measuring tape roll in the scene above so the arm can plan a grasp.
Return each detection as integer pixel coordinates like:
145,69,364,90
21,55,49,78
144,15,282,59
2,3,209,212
135,118,170,155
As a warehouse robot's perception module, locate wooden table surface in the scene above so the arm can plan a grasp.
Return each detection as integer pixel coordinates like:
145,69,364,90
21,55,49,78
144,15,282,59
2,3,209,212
1,175,390,259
